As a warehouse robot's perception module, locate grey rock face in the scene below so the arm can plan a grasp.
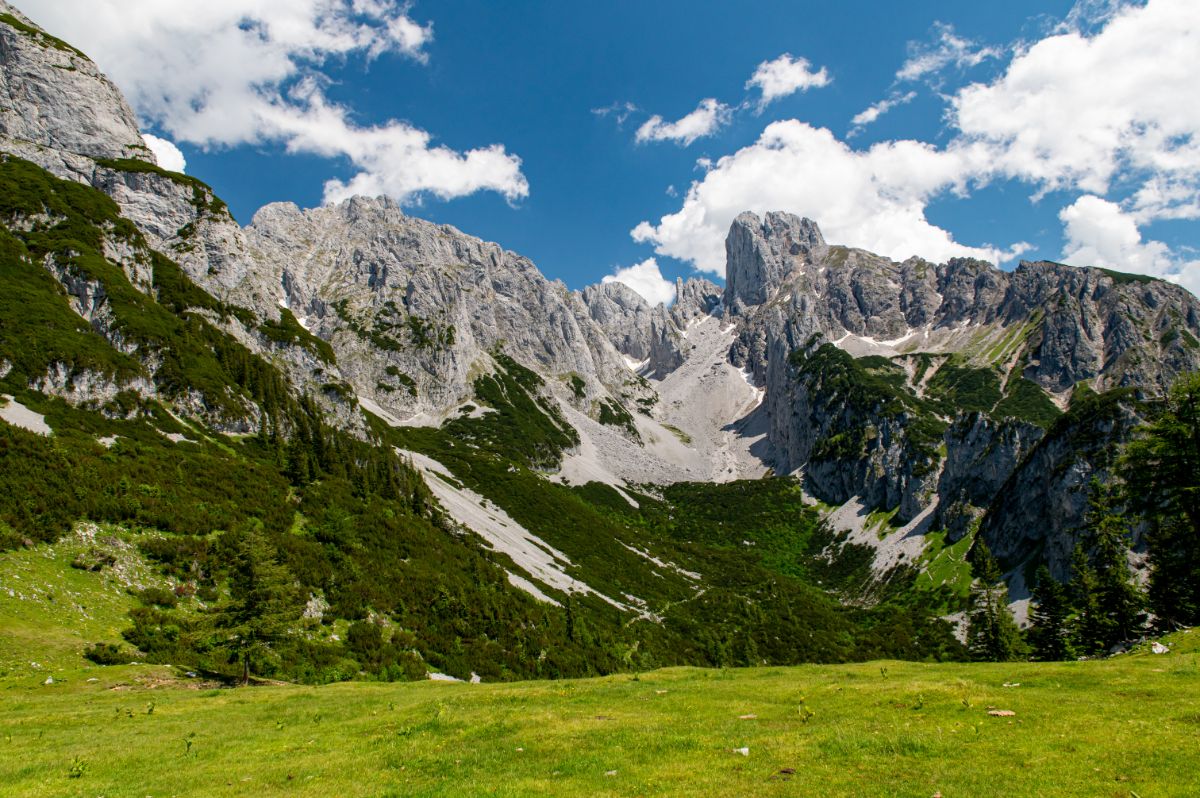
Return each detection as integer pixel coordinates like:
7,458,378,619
728,212,1200,398
90,166,283,318
671,277,723,326
581,281,660,362
0,6,281,322
725,211,826,314
0,3,146,174
977,392,1144,579
246,198,641,419
580,281,684,378
724,211,1200,563
0,7,352,426
935,414,1045,541
580,276,724,380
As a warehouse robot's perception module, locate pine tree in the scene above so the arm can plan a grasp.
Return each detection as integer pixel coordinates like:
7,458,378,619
1027,566,1074,661
212,525,302,685
966,541,1025,661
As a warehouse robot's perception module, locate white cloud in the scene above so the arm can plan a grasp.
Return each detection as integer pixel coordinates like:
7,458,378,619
632,120,1005,276
850,91,916,133
636,99,731,146
592,101,639,127
638,0,1200,283
142,133,186,173
22,1,528,206
951,0,1200,203
897,22,1001,83
602,258,676,307
1060,195,1200,293
745,54,830,109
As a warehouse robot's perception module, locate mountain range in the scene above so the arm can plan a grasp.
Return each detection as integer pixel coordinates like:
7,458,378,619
1,1,1196,679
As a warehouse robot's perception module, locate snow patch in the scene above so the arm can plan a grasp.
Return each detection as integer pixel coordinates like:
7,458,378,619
622,355,650,373
738,368,765,408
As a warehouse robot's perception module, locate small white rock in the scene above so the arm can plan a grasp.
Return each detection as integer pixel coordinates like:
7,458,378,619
1152,642,1170,654
733,747,749,756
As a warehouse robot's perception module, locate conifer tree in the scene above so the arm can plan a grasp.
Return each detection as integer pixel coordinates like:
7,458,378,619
1027,565,1074,661
213,524,302,685
966,541,1026,661
1068,541,1105,655
1087,483,1144,646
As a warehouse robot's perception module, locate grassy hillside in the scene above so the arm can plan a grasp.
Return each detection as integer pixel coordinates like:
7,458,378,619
1,630,1196,797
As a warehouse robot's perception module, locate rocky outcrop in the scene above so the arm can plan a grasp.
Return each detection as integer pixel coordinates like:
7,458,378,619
246,198,645,418
727,212,1200,398
725,211,826,315
977,390,1144,579
935,414,1045,540
0,2,146,179
671,276,723,326
0,5,281,322
580,281,684,378
723,211,1200,566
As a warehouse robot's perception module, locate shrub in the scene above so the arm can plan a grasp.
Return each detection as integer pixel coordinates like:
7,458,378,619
83,642,136,665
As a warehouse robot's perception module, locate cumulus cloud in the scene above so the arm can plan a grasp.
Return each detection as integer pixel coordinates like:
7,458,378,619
849,91,916,133
745,54,830,109
951,0,1200,202
897,22,1000,83
602,258,676,307
632,121,1004,276
22,0,528,206
1060,195,1200,294
142,133,186,173
637,0,1200,282
636,99,731,146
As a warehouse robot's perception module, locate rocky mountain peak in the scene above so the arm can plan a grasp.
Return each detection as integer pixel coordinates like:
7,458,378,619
671,276,723,326
246,198,642,415
0,3,149,178
725,211,826,314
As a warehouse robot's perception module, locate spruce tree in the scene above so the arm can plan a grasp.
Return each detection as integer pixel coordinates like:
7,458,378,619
212,524,302,685
1086,483,1144,646
1027,566,1074,661
1068,541,1105,655
966,541,1025,661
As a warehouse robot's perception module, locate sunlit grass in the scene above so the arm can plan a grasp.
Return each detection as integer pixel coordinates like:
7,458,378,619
2,631,1197,797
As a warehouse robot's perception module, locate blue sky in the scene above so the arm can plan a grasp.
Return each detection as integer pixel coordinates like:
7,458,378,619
21,0,1200,302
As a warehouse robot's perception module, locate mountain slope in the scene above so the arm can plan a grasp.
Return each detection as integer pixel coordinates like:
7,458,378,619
718,211,1200,579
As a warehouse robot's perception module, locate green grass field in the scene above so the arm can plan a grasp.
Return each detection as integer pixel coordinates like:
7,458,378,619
0,634,1196,797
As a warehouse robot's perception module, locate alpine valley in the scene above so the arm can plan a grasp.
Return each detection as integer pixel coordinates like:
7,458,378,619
3,1,1200,783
